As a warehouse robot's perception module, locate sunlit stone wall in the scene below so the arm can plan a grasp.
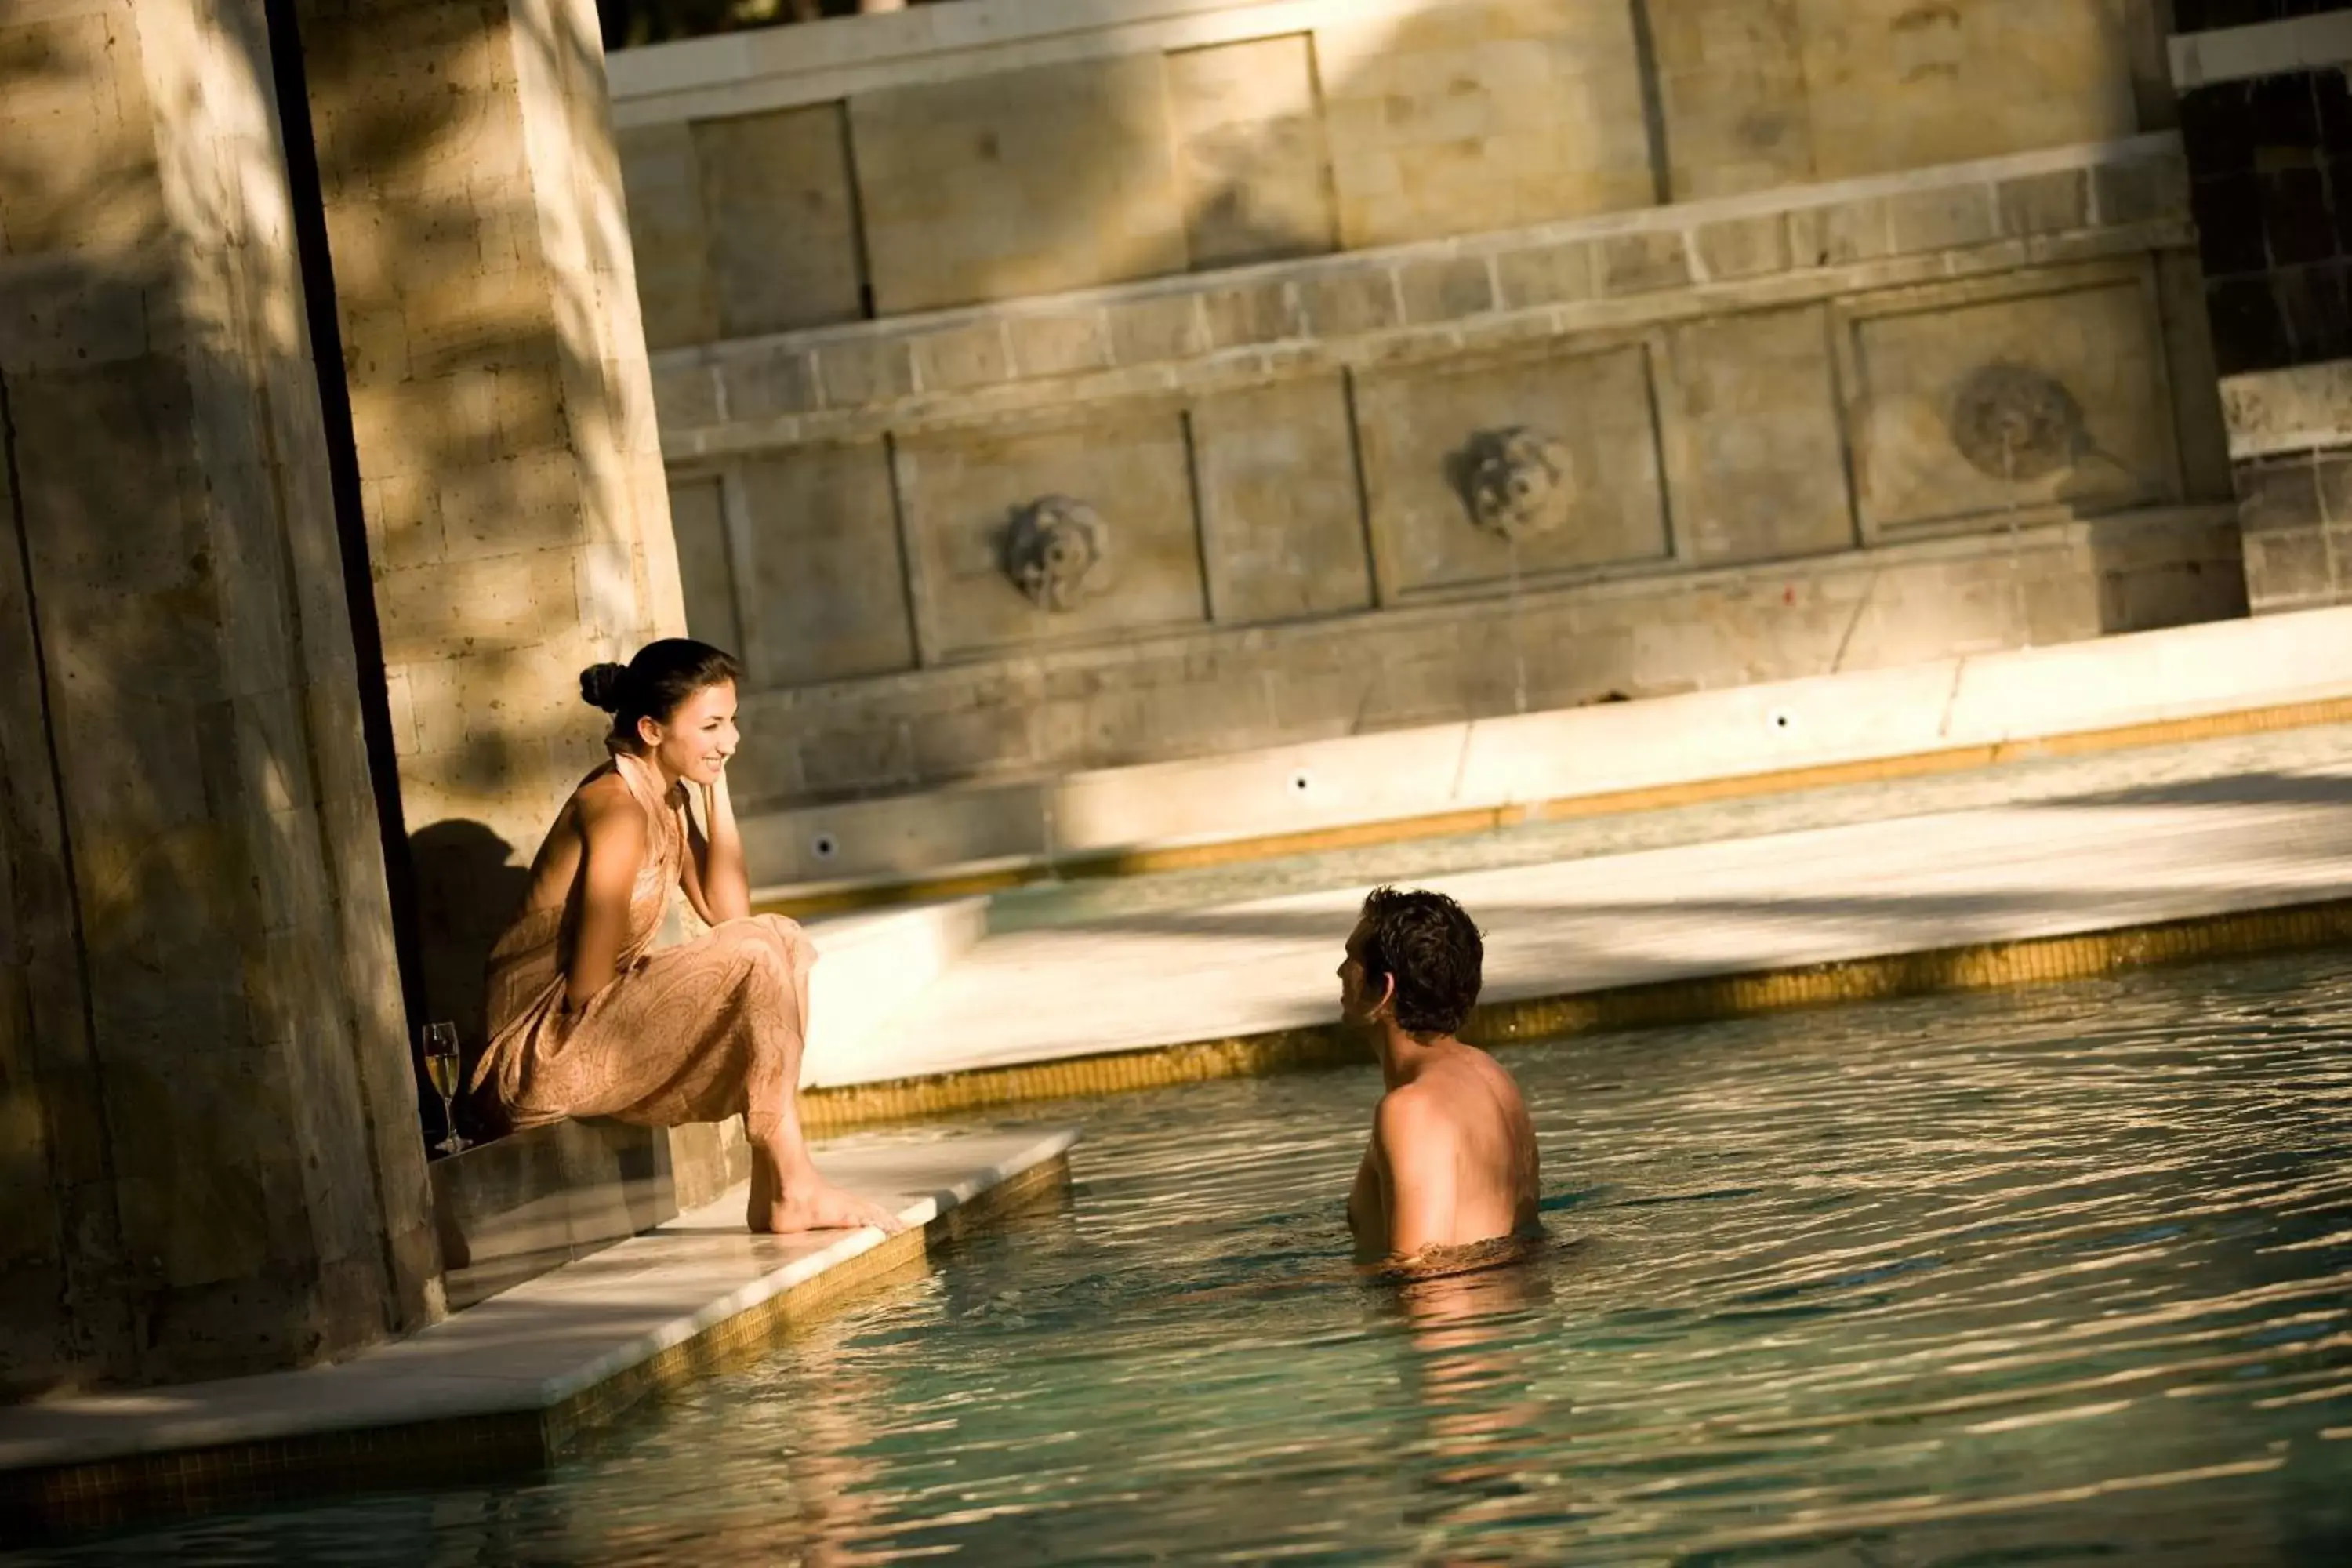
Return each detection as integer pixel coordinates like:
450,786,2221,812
604,0,2240,890
0,0,437,1395
296,0,688,1055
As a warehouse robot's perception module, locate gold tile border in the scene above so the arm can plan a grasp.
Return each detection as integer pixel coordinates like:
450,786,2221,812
0,1156,1072,1545
799,897,2352,1131
757,695,2352,921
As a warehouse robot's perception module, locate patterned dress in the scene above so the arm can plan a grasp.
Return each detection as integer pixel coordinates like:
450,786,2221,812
474,748,815,1138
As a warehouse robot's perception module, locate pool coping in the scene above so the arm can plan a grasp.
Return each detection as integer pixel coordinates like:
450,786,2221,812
0,1129,1079,1544
798,897,2352,1127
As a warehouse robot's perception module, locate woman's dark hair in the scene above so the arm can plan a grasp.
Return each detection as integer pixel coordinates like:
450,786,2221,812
1355,886,1483,1036
579,638,741,739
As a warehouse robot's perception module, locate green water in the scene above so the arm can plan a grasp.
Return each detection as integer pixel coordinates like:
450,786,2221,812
29,953,2352,1565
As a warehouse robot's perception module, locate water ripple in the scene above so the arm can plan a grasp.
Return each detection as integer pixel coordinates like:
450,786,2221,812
31,952,2352,1565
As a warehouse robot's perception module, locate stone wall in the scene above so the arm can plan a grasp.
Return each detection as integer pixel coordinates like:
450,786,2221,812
0,0,437,1394
648,136,2239,858
602,0,2238,891
612,0,2176,335
296,0,687,1054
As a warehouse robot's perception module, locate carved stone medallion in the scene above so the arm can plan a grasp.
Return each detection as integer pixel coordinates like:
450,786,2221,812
1457,426,1574,541
1947,364,2090,483
1003,495,1109,612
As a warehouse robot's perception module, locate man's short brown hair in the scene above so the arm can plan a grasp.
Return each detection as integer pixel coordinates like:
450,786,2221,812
1354,887,1483,1036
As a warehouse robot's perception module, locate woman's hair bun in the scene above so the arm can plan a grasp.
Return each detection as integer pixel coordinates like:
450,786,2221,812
579,662,630,713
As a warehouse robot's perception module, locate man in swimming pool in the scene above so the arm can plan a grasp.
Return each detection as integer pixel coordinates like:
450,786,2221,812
1341,887,1541,1271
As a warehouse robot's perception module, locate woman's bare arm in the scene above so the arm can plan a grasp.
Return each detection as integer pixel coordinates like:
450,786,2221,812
566,785,647,1013
695,770,752,923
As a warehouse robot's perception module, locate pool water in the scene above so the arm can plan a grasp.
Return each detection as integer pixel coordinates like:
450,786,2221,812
35,953,2352,1565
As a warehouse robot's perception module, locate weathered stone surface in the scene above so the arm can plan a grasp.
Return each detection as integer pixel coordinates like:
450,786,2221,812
1794,0,2140,181
1846,269,2174,533
897,407,1208,659
731,443,916,684
728,511,2245,810
669,475,742,653
1317,0,1653,249
1167,34,1334,270
1664,307,1855,564
1191,375,1374,624
617,122,717,350
692,103,864,336
848,54,1188,315
1,0,436,1394
1356,344,1671,599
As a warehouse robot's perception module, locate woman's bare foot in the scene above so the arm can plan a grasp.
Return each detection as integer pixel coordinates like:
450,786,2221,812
749,1181,906,1235
746,1146,906,1234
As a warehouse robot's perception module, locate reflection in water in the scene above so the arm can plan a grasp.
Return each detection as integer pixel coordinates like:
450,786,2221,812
1391,1262,1559,1553
29,951,2352,1565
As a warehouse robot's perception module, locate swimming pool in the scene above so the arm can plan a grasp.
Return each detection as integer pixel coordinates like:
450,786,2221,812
32,952,2352,1564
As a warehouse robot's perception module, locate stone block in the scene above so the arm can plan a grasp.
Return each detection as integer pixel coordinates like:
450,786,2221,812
691,103,865,336
1106,293,1209,366
1399,256,1498,325
1664,306,1855,564
1882,186,1999,255
720,348,820,422
849,54,1188,314
1007,310,1113,379
668,475,742,653
1647,0,1816,201
2237,458,2322,535
1192,374,1374,626
2244,528,2335,612
1788,199,1893,268
733,442,916,685
1693,214,1793,282
1847,273,2173,533
1996,169,2092,239
1298,265,1399,337
648,361,720,430
615,122,717,350
898,405,1209,659
1166,34,1335,270
1318,0,1653,249
912,320,1013,393
1202,280,1299,349
2096,156,2190,228
1795,0,2138,181
815,334,916,408
1599,230,1693,296
1355,343,1670,598
1495,238,1597,309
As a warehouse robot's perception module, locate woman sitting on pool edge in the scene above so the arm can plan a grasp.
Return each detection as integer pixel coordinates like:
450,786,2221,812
474,638,902,1236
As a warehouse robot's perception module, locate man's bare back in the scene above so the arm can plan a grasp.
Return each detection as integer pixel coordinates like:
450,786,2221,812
1337,889,1541,1269
1347,1040,1539,1265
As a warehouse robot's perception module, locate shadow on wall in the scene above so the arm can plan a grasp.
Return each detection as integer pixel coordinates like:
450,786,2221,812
410,819,532,1142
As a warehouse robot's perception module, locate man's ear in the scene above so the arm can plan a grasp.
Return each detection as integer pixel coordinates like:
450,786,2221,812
1372,971,1396,1020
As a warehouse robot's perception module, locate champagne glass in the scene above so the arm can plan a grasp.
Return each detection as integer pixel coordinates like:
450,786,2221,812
423,1022,467,1156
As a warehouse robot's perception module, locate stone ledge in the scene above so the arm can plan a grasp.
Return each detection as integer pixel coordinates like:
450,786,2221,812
731,586,2340,897
0,1130,1080,1542
651,136,2190,456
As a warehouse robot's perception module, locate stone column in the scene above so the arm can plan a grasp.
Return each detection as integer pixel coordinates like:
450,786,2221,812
292,0,688,1059
0,0,438,1394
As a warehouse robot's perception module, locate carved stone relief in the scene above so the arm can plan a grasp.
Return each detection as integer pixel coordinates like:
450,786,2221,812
1455,426,1576,540
1947,363,2091,483
1004,495,1110,611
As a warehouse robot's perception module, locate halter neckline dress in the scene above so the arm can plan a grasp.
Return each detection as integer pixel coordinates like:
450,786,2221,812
474,747,815,1137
